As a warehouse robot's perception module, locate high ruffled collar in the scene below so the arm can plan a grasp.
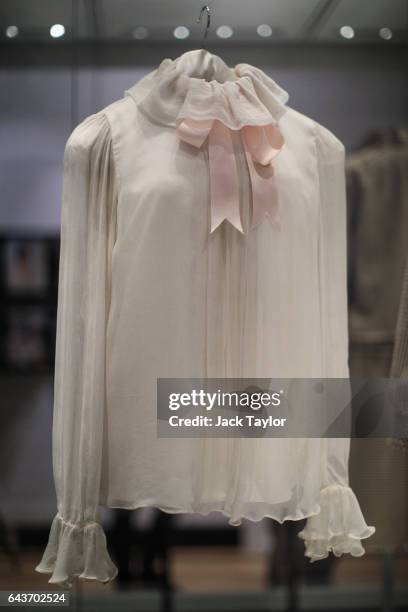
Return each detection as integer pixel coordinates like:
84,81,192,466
125,49,289,130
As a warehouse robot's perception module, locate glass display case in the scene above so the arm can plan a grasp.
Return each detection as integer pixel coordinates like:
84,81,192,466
0,2,407,610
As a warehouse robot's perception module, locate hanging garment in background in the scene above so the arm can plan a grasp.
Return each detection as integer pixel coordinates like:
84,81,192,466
35,49,374,588
347,143,408,552
347,145,408,374
356,127,408,150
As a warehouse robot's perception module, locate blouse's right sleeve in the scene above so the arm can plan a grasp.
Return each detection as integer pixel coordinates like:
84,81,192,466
298,123,375,562
35,112,119,588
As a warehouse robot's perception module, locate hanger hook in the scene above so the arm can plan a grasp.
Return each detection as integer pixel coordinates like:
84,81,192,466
197,5,211,49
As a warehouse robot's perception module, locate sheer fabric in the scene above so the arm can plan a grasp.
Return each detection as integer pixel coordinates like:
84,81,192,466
35,115,119,587
36,49,374,588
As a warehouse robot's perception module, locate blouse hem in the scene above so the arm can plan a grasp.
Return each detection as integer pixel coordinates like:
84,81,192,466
105,483,373,538
106,498,324,527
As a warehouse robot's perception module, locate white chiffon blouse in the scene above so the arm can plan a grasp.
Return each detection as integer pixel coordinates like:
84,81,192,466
35,49,375,588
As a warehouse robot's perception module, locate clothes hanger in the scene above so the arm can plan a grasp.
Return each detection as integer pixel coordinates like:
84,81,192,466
197,4,211,50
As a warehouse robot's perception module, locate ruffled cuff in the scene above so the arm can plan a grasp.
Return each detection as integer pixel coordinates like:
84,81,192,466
297,485,375,562
35,513,118,589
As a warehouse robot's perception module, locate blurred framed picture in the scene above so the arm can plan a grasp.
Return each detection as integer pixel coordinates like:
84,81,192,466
0,234,59,373
4,238,49,295
1,305,56,372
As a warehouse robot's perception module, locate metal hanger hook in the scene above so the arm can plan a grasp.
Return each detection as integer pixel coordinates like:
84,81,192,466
197,5,211,49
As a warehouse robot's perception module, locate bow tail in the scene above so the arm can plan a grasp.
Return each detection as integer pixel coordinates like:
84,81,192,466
240,124,283,229
208,121,244,234
245,152,281,229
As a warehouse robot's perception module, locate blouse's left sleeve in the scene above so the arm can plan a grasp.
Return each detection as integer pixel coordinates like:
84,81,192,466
34,112,119,588
298,123,375,561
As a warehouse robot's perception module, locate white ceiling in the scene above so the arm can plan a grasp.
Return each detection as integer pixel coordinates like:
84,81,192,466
1,0,407,43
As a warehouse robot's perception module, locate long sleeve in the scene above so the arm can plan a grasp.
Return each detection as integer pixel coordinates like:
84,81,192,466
298,123,375,561
35,112,119,588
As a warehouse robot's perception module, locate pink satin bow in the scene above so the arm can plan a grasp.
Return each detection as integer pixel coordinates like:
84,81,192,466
175,117,284,234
